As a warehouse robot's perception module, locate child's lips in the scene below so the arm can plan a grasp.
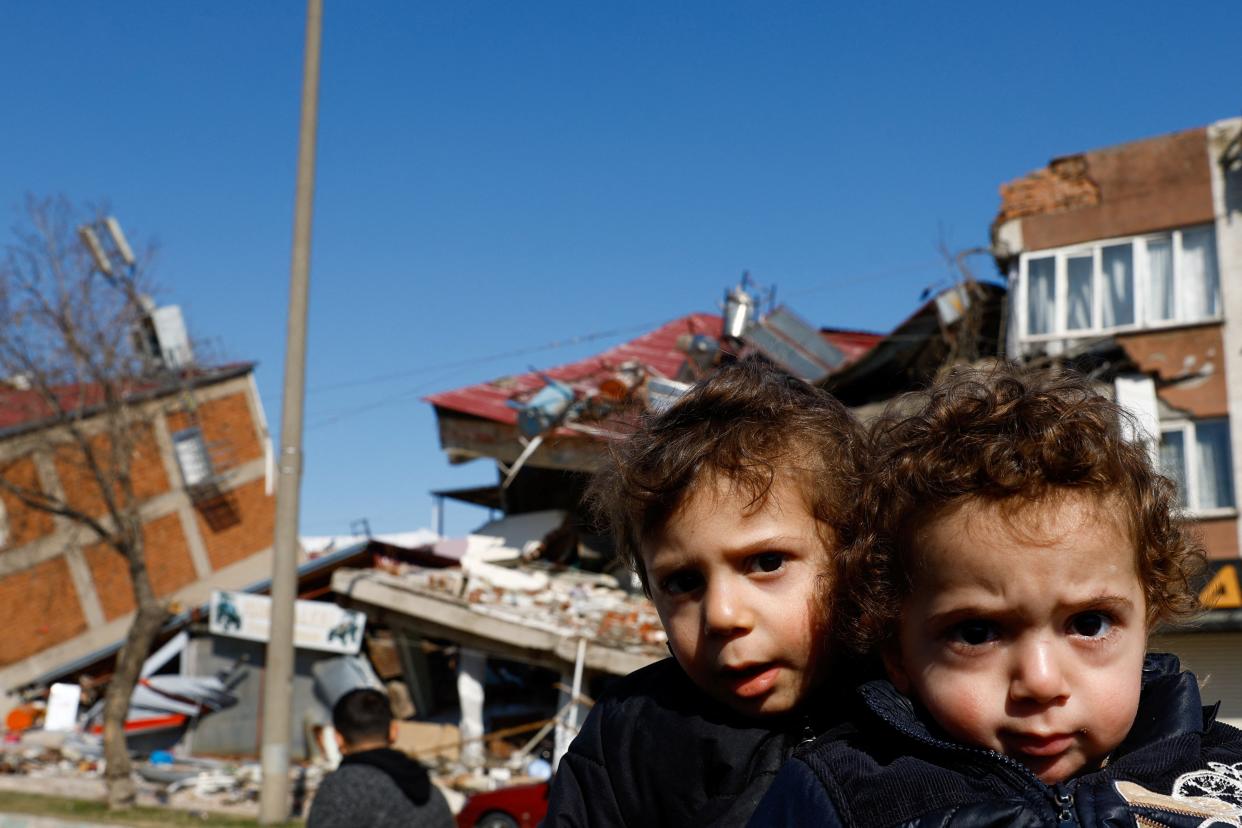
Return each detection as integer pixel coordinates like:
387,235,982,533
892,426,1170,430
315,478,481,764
720,663,781,698
1006,732,1076,758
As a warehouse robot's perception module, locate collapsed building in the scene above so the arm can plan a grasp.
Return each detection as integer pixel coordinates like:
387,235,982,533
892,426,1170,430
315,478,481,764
0,359,276,726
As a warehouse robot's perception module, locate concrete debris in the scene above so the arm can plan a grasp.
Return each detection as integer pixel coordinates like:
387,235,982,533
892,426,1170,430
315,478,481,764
398,563,667,651
0,730,316,816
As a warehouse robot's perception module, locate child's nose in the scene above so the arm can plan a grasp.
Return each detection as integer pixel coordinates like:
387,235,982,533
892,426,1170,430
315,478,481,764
1008,638,1070,705
703,581,753,636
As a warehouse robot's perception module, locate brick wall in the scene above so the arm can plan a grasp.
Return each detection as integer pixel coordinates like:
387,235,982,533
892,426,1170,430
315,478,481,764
196,477,275,571
0,456,54,548
83,513,199,621
0,557,87,664
51,426,170,519
997,155,1102,224
0,371,274,669
167,392,263,472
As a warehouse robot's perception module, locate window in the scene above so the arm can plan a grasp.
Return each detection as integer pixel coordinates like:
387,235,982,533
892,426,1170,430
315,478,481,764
172,427,213,488
1159,419,1235,513
1019,224,1220,344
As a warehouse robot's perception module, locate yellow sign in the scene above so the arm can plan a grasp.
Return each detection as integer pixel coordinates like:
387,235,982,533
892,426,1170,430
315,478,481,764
1200,563,1242,610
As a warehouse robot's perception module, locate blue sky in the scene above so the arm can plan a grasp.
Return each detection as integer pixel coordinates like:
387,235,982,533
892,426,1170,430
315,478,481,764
2,2,1239,538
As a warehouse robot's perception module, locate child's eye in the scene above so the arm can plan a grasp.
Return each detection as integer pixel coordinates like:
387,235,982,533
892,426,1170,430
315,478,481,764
745,552,786,575
948,619,998,647
1068,611,1113,639
660,571,704,596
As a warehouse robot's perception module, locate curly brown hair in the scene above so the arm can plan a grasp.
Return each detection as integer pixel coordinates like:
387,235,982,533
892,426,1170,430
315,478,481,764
837,361,1206,656
588,358,867,593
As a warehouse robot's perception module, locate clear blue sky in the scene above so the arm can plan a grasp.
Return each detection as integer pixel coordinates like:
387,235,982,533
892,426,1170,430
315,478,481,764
2,2,1239,538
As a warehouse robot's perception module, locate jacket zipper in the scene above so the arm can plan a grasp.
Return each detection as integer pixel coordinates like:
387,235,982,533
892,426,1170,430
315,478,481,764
1053,785,1075,824
869,698,1080,823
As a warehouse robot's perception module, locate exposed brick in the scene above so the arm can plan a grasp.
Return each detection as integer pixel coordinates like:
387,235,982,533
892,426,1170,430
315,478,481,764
996,155,1101,224
167,392,263,474
0,455,55,549
83,539,135,621
0,557,87,666
196,477,274,571
994,126,1214,251
52,426,170,519
83,513,198,621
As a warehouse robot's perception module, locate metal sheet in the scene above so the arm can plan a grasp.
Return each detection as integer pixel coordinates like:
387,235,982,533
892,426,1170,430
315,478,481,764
761,307,844,370
745,323,833,381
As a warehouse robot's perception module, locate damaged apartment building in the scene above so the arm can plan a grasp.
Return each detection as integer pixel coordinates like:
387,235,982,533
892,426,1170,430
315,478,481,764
992,115,1242,719
0,354,277,727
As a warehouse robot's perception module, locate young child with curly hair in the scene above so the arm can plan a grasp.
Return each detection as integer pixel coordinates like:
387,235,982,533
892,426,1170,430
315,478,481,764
544,358,867,827
751,363,1242,827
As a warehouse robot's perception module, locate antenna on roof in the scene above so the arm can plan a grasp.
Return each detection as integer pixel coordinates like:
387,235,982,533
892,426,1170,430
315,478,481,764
103,217,135,267
77,226,113,276
78,216,195,371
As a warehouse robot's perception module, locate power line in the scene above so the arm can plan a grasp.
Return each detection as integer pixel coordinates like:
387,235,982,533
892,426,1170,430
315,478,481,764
298,258,980,429
307,260,950,396
306,367,464,430
307,321,662,394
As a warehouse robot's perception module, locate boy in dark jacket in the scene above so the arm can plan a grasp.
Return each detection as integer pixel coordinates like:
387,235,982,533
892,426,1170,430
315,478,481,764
307,688,454,828
751,364,1242,827
544,359,867,827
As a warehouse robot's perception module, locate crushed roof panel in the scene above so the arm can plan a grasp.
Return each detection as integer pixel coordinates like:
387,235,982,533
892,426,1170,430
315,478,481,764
426,313,881,426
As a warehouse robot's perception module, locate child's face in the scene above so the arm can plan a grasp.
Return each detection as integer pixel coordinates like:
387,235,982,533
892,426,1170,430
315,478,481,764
643,473,828,718
885,493,1148,784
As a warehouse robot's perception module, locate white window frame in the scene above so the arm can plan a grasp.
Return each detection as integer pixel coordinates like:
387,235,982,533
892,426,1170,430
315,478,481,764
1159,418,1236,517
172,427,214,488
1016,223,1222,346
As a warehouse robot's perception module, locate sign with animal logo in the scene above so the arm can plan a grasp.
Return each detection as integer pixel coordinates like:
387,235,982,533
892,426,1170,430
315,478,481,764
209,590,366,654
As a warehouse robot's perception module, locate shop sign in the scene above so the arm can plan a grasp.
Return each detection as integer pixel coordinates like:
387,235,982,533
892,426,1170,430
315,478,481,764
209,590,366,654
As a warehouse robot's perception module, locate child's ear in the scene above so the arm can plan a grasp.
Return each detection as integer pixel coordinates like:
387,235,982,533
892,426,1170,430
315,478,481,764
882,641,912,695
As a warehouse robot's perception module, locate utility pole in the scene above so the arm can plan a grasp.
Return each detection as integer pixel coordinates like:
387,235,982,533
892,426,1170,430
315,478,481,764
259,0,321,822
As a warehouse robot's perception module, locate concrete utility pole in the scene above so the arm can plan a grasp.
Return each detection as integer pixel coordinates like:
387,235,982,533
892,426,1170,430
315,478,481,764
259,0,321,822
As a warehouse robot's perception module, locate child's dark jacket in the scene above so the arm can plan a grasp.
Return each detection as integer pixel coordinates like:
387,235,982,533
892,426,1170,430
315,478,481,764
748,654,1242,827
544,658,821,827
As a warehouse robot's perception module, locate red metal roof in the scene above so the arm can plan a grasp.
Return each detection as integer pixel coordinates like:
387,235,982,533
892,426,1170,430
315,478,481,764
427,313,722,424
426,313,881,425
819,328,885,363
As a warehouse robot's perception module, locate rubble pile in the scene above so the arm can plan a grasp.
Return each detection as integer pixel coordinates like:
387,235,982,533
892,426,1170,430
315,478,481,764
394,563,667,653
0,732,100,778
0,730,287,816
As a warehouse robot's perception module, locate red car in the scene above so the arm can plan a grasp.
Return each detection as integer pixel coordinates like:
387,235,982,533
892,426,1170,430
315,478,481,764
456,780,550,828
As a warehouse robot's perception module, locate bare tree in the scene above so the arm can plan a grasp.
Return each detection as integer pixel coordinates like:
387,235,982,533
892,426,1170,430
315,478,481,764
934,239,994,376
0,196,185,808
